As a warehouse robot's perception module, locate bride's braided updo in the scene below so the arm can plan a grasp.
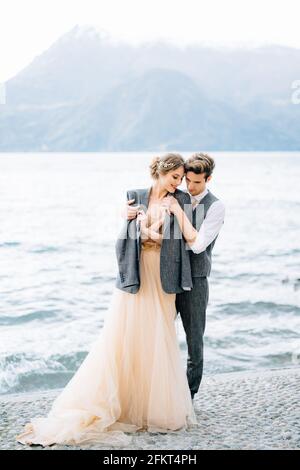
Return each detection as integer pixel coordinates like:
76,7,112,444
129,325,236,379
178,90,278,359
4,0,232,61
149,153,185,179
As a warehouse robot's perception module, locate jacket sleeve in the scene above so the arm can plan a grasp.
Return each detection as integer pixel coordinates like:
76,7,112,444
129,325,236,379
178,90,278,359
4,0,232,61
115,189,140,292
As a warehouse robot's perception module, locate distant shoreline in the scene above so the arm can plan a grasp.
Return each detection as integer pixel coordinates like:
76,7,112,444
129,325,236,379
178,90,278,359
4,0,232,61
1,366,299,450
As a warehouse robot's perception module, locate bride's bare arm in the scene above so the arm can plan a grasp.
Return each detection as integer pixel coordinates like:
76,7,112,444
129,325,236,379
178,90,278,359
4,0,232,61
164,196,198,245
147,212,166,232
142,227,163,242
138,210,164,243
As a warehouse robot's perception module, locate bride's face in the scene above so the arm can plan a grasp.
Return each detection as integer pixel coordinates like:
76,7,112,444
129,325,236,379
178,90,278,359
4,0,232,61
159,166,185,193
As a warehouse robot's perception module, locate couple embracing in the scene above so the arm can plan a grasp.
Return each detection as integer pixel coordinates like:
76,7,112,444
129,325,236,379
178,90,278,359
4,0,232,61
16,153,225,448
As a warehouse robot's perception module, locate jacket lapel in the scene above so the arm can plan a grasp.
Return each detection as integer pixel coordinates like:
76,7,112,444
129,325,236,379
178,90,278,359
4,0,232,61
139,187,151,209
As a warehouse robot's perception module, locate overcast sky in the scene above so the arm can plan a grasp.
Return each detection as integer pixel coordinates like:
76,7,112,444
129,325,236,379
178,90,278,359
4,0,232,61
0,0,299,82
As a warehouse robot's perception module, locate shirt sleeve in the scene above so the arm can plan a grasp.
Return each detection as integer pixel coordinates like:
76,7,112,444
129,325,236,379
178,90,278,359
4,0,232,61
188,200,225,254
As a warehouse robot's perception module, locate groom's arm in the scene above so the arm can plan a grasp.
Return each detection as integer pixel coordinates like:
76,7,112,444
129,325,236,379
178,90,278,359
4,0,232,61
189,201,225,254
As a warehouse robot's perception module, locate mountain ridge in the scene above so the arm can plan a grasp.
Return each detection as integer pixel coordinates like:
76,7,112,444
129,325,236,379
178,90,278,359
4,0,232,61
1,25,299,151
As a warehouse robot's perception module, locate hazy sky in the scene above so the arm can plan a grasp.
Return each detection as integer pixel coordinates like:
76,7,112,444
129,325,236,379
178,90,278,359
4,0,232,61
0,0,299,82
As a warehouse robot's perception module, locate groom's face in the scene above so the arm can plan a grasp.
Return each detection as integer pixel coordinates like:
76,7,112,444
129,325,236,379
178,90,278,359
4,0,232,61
185,171,211,196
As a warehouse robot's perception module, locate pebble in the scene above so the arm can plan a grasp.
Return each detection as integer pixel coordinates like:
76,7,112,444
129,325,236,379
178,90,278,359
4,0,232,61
1,367,299,450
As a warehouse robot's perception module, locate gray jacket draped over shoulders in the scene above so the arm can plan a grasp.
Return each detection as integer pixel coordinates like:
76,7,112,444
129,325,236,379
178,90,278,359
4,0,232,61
115,187,193,294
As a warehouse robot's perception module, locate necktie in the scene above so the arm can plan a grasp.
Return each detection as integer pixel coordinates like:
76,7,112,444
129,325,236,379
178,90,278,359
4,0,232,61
191,196,198,209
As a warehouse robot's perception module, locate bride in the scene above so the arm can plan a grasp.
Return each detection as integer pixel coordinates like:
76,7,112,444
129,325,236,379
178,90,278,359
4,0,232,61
16,153,198,448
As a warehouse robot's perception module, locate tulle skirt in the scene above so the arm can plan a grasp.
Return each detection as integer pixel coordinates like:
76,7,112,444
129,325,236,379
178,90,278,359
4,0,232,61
16,244,198,447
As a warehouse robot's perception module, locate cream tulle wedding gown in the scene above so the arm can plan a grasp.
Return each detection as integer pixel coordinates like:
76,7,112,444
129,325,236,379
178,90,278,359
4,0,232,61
16,203,198,447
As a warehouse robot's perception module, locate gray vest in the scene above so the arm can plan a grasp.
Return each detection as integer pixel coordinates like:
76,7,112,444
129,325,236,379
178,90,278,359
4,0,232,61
190,190,220,277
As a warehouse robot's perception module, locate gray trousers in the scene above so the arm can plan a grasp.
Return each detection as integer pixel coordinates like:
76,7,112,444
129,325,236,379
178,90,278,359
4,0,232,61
175,277,209,399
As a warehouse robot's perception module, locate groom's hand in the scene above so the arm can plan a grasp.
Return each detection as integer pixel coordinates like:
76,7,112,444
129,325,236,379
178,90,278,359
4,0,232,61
122,199,140,220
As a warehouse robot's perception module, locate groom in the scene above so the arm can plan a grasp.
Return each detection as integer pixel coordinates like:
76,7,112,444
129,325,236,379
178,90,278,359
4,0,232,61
126,153,225,400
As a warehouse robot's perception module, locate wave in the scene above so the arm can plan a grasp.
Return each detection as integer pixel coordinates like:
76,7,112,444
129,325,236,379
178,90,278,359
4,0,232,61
215,301,300,317
0,241,21,248
0,308,61,326
0,351,87,395
29,245,65,254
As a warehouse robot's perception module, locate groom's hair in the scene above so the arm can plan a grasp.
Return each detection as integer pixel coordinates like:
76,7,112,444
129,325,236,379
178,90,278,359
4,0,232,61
185,153,215,180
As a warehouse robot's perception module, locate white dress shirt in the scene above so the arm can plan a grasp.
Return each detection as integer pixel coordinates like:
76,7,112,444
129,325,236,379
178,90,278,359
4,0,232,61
187,188,225,254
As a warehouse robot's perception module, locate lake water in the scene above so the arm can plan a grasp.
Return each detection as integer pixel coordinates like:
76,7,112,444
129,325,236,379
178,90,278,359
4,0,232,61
0,152,299,395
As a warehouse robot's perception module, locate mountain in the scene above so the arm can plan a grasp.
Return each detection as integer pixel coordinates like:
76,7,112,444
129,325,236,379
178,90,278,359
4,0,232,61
1,24,300,151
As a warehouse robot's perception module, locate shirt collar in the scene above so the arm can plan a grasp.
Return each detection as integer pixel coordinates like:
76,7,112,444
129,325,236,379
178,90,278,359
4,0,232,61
188,187,209,202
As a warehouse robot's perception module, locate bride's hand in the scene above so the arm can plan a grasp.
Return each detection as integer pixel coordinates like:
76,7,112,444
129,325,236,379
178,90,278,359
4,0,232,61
161,195,179,215
137,210,150,239
160,196,171,215
137,209,147,226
